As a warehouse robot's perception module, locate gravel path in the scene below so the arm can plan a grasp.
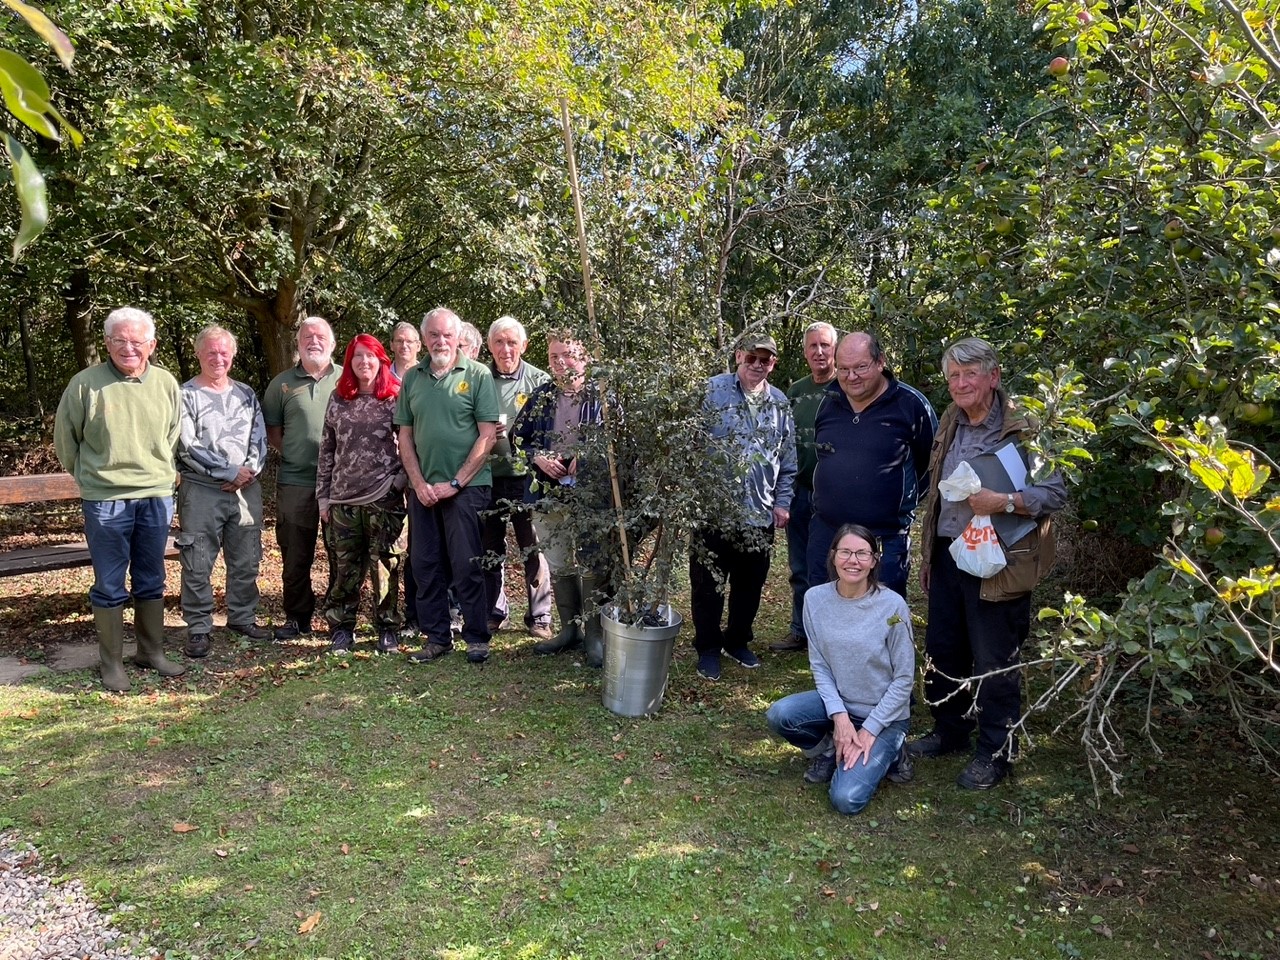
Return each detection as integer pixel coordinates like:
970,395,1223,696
0,832,157,960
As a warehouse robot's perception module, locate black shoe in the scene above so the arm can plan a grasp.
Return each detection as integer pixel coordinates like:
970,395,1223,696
466,642,490,664
184,633,211,658
906,730,969,759
376,630,399,654
486,617,509,634
696,654,721,681
330,628,354,653
722,646,761,669
885,742,915,784
409,642,453,663
804,751,836,784
273,619,312,642
956,756,1010,790
227,622,271,641
768,633,807,653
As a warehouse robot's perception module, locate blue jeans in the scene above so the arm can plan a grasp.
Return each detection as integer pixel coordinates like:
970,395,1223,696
82,497,174,608
766,690,909,816
784,486,812,639
807,514,910,602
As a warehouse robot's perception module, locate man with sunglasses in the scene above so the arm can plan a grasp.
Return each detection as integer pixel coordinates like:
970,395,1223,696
690,333,797,681
809,332,937,600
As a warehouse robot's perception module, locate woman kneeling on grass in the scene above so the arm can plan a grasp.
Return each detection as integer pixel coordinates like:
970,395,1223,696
317,334,407,654
766,523,915,815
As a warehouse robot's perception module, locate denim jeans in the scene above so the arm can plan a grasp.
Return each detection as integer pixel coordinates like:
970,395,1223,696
766,690,909,816
784,485,813,639
82,496,174,608
807,513,911,602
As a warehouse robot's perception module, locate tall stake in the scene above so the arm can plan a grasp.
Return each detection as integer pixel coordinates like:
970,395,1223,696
558,97,633,600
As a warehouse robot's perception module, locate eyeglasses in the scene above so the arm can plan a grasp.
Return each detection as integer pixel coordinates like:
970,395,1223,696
742,355,774,368
836,361,879,378
834,548,876,562
107,337,149,350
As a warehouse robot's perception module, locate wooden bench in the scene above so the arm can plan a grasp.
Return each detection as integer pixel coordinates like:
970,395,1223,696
0,473,179,577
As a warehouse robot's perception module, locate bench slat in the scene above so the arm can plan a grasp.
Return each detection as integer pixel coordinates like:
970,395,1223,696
0,473,81,505
0,536,179,577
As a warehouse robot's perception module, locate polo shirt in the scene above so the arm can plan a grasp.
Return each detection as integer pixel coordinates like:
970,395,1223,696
394,355,500,485
262,362,341,487
489,360,550,478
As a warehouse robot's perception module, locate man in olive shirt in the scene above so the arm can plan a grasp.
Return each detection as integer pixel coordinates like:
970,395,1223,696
482,316,552,639
54,306,186,691
262,317,341,640
772,321,839,653
395,307,500,663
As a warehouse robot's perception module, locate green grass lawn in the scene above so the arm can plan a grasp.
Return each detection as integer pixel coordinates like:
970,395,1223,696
2,568,1277,960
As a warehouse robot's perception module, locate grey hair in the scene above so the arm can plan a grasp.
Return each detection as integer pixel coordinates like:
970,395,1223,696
421,307,461,339
459,322,483,355
941,337,1000,375
297,315,334,341
488,315,527,345
194,324,237,354
803,321,838,344
391,321,420,342
104,307,155,341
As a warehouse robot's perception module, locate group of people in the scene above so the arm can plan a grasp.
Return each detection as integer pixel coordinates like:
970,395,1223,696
52,305,1065,817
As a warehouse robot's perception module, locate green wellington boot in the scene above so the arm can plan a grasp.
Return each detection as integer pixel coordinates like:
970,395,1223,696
533,574,585,654
92,605,131,692
132,599,187,678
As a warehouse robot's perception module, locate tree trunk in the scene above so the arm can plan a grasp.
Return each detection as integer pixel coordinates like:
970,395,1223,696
63,266,96,370
17,296,40,416
256,277,303,378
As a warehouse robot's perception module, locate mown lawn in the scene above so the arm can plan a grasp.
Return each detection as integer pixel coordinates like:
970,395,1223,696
1,548,1277,960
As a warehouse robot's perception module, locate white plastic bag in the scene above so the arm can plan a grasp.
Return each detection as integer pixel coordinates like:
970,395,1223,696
949,514,1007,578
938,460,982,502
939,462,1007,577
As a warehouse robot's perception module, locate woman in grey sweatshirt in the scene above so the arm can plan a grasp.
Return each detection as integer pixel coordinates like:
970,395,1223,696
766,523,915,814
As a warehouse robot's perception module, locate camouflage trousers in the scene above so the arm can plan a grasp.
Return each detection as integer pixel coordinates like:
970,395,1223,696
322,495,407,631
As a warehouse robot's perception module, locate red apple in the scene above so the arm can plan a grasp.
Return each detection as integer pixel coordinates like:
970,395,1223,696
1049,57,1070,77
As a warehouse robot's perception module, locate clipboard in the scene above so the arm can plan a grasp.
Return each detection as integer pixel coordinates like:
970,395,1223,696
970,439,1037,545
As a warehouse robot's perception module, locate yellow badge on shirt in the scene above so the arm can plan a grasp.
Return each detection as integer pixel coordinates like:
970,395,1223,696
456,380,470,394
516,392,528,409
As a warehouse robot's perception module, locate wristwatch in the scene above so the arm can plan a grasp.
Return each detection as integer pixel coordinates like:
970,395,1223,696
449,478,462,491
1004,493,1016,514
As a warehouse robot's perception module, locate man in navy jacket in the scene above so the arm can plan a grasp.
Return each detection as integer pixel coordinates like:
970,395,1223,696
809,332,937,599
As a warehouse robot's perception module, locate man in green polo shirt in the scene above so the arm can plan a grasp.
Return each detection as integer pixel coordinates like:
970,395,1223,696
481,315,552,640
395,307,500,663
262,316,341,640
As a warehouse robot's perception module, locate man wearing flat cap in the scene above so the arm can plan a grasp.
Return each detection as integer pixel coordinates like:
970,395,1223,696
690,333,797,681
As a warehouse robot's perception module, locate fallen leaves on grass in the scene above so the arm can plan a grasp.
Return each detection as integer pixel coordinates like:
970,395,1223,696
297,911,322,934
172,822,198,833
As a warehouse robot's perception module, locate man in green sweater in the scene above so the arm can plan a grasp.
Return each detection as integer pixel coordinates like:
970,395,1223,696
54,307,186,692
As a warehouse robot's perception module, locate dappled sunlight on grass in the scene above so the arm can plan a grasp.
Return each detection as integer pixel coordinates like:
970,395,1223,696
173,874,223,899
630,839,706,862
402,804,440,820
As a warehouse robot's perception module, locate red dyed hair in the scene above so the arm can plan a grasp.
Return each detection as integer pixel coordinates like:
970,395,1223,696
335,334,399,401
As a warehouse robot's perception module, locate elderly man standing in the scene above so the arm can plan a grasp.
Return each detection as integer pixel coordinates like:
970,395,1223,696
911,337,1066,789
395,307,500,664
771,320,838,654
809,332,937,600
177,325,270,657
691,333,797,681
482,316,553,638
54,307,185,691
263,317,341,640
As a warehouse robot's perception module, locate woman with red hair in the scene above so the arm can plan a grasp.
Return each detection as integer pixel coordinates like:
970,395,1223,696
317,334,407,653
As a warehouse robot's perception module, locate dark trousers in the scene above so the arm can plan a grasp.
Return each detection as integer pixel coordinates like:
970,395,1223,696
276,483,333,626
689,526,774,655
923,540,1031,761
408,485,491,646
784,485,812,639
481,475,552,626
807,512,911,602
